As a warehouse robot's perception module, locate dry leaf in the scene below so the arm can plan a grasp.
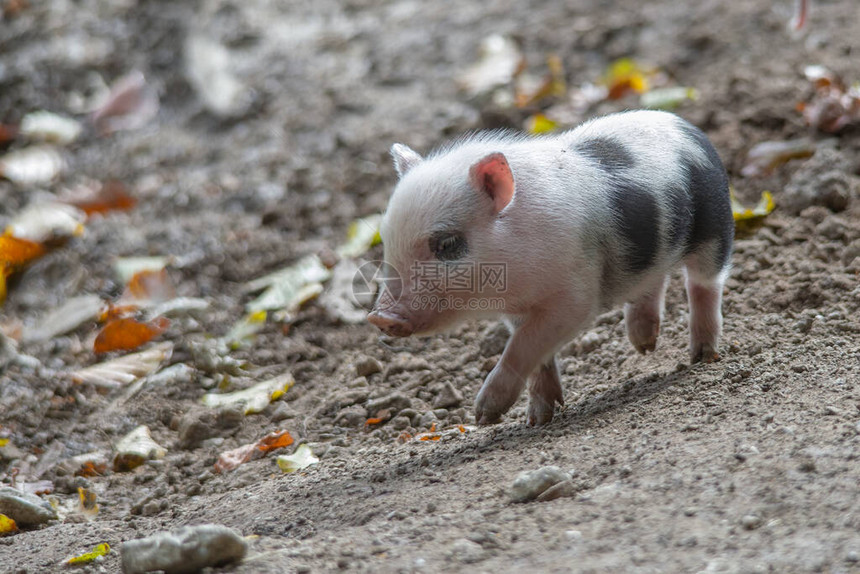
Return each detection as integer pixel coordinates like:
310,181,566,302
65,543,110,566
603,58,650,100
515,54,566,109
201,373,294,415
75,460,108,478
113,425,166,472
214,430,294,473
91,71,159,135
365,409,391,426
19,111,82,145
0,234,46,269
640,87,699,110
77,486,99,518
120,269,175,306
5,202,86,244
0,145,65,185
741,139,817,177
525,113,559,135
223,310,267,349
732,190,776,238
113,256,170,284
23,294,103,343
71,342,172,389
185,35,251,117
93,316,169,354
59,180,137,216
336,215,382,259
19,480,53,495
799,65,860,133
0,124,18,145
0,514,17,536
276,444,319,473
245,255,331,316
456,35,524,98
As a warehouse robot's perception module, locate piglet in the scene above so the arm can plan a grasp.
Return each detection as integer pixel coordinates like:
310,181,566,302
368,110,733,426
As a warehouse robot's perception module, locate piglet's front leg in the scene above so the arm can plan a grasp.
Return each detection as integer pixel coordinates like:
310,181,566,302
475,307,588,425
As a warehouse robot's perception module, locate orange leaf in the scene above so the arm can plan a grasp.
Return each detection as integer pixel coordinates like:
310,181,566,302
214,430,294,473
428,422,437,432
75,461,108,477
121,269,174,305
255,430,294,453
98,303,140,322
0,234,46,270
418,433,441,441
61,180,137,216
365,408,392,427
93,316,168,354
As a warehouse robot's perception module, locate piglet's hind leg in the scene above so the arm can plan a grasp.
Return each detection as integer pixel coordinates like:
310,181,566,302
527,357,564,426
625,274,669,354
685,269,725,363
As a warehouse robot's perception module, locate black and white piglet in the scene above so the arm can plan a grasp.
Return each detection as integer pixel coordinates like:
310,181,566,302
368,110,733,426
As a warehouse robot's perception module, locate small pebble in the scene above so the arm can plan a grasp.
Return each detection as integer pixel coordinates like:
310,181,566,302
509,466,570,503
449,538,485,564
741,515,762,530
355,356,382,378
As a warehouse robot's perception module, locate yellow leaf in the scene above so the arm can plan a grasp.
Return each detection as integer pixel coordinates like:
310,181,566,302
0,514,17,535
337,215,383,259
526,113,559,135
731,189,776,237
66,543,110,565
0,437,9,447
276,444,319,473
603,58,651,100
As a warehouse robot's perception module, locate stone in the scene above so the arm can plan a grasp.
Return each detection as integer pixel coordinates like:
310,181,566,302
432,382,464,409
121,524,247,574
365,393,411,415
355,356,383,377
0,486,57,526
449,538,485,564
509,466,570,503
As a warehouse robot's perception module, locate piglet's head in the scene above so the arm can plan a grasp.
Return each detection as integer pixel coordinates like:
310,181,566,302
367,143,514,337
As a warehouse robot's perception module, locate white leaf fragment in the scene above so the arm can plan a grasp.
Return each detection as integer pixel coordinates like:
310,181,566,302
244,255,331,314
201,373,294,414
71,342,173,389
20,111,83,145
0,146,66,186
276,444,319,473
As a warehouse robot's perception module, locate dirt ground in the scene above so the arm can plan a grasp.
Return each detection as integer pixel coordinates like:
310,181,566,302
2,0,860,572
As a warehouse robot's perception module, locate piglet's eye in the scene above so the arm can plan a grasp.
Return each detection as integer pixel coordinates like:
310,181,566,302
429,232,467,261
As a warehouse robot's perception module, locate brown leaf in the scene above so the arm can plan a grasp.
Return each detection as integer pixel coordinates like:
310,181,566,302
60,180,137,216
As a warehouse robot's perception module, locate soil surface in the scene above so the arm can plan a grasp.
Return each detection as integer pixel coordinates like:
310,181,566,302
2,0,860,572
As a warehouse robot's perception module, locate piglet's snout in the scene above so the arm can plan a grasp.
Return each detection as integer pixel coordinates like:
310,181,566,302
367,309,414,337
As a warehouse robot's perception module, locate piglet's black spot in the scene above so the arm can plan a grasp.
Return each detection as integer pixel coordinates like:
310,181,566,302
575,136,636,171
610,180,659,274
678,123,733,271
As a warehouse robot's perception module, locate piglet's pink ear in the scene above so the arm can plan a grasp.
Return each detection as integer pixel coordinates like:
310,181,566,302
469,152,514,214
